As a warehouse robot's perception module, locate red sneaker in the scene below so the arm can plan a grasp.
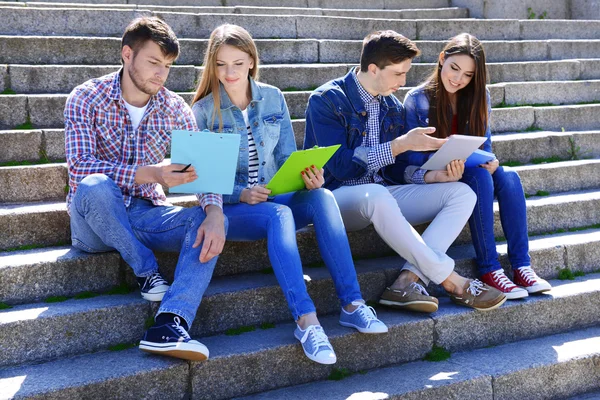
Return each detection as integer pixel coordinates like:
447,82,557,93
513,266,552,294
481,269,529,300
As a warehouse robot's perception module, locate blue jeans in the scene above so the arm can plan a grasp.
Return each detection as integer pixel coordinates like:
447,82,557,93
223,188,362,320
69,174,225,328
461,166,530,275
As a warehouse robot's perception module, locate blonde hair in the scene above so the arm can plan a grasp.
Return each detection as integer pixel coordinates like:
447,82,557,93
192,24,260,130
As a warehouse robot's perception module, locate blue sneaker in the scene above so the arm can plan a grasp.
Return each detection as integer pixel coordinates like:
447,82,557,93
139,316,209,361
339,301,388,334
294,325,336,365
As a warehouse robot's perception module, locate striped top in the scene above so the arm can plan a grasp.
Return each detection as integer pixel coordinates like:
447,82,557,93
242,109,259,187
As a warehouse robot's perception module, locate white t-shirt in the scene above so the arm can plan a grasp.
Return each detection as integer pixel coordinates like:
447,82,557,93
242,109,259,188
123,99,148,132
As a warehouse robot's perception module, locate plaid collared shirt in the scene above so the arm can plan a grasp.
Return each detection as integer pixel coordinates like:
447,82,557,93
343,70,395,187
64,71,222,213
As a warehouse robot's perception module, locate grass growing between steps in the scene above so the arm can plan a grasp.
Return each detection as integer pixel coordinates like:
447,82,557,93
0,302,12,310
537,222,600,237
108,342,137,352
45,296,69,303
0,241,69,253
558,268,586,281
525,190,550,199
0,88,17,95
328,368,353,381
14,116,33,130
424,346,451,362
226,322,276,336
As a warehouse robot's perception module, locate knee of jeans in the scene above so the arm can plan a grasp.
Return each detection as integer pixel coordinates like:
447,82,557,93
463,167,494,193
270,204,295,228
308,188,336,207
494,167,522,190
362,185,396,216
77,174,118,197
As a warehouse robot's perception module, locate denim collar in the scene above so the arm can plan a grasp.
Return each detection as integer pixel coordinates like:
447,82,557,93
218,77,264,110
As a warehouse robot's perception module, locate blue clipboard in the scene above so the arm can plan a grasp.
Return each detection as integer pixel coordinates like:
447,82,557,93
169,130,240,195
465,149,496,168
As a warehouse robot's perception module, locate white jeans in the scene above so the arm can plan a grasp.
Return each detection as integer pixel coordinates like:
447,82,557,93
332,182,476,285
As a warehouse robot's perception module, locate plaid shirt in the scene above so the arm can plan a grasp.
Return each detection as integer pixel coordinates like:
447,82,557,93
64,71,222,213
343,71,395,186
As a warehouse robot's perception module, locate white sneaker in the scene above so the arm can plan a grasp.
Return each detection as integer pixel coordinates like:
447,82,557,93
293,325,336,365
339,301,388,334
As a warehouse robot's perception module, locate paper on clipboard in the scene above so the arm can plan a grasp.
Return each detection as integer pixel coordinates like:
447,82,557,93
266,145,341,195
421,135,488,171
169,130,241,194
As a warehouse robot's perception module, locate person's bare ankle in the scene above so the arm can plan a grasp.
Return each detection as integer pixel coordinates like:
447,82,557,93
343,300,364,313
442,273,468,296
390,270,420,290
297,313,320,330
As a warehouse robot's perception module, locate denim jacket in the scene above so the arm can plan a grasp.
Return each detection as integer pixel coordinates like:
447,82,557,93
192,78,296,204
303,69,410,190
400,84,493,172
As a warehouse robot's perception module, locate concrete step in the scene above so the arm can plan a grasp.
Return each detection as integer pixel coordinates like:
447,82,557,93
3,155,599,203
4,0,454,9
4,59,600,94
2,7,600,41
2,186,600,267
1,274,599,397
2,82,600,129
2,37,600,65
240,325,600,400
0,2,470,19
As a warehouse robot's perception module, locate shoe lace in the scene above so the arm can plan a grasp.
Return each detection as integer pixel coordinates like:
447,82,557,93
491,269,514,290
301,326,331,353
148,272,168,287
518,266,537,284
409,282,430,296
466,279,487,297
354,302,379,324
172,317,191,340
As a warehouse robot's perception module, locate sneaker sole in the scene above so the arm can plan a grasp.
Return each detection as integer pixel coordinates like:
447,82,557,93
141,291,167,302
139,341,208,361
339,321,389,334
523,284,552,294
379,299,439,313
504,290,529,300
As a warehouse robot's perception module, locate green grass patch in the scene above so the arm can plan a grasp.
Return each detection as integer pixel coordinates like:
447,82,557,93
500,160,522,167
108,342,137,352
0,242,69,253
225,325,256,336
576,100,600,106
64,185,70,195
0,302,13,310
45,296,69,303
518,125,544,133
105,283,132,295
424,346,451,362
535,190,550,197
14,116,33,130
259,267,274,275
282,86,317,92
145,316,156,330
259,322,276,330
328,368,353,381
538,223,600,238
531,155,563,164
558,268,576,280
0,160,34,167
73,291,99,300
1,88,17,95
494,236,506,242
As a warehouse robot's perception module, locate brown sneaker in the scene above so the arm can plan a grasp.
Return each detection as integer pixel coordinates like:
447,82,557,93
449,279,507,311
379,282,439,313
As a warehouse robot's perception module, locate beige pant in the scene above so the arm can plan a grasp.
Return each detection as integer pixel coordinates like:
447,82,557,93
332,182,476,285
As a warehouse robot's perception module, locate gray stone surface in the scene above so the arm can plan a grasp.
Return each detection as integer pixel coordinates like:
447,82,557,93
255,39,320,64
236,5,321,15
0,64,6,94
42,128,67,160
9,65,117,95
307,0,384,9
503,80,600,106
0,294,152,367
0,246,121,305
193,311,433,399
451,0,483,18
521,20,600,40
240,360,492,400
488,60,582,84
0,348,189,400
0,95,27,130
571,0,600,20
296,15,416,40
489,107,535,133
448,327,600,400
417,19,521,41
562,229,600,273
482,0,569,19
258,64,348,91
517,160,600,194
0,164,67,203
581,59,600,81
0,130,42,163
384,0,451,9
534,104,600,131
549,40,600,61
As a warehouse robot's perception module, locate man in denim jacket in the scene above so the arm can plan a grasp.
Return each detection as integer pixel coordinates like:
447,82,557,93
304,31,498,312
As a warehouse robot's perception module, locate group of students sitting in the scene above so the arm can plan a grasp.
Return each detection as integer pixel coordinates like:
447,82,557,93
64,17,552,365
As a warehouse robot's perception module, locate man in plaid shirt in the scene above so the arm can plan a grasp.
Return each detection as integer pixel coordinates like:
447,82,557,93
64,17,224,361
305,31,505,314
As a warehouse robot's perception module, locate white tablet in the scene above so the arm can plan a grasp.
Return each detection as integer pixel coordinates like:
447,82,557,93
421,134,487,171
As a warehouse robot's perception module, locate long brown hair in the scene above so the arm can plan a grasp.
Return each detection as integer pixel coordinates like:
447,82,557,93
424,33,488,139
191,24,260,130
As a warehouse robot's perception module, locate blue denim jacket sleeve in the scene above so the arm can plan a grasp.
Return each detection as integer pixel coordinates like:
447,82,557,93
305,93,369,181
274,90,297,169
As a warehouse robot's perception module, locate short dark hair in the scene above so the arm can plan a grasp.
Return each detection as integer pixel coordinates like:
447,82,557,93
360,30,420,72
121,17,179,62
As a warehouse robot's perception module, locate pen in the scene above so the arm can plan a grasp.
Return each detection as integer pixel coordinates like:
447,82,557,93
176,163,192,173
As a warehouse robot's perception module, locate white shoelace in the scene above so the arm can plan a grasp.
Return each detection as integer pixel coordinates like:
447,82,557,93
172,317,191,340
300,326,331,355
466,279,487,297
517,266,537,284
491,269,514,290
409,282,430,296
149,272,168,287
353,302,379,325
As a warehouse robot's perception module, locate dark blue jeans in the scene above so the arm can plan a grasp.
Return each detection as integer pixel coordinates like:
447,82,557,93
223,188,362,320
461,166,531,275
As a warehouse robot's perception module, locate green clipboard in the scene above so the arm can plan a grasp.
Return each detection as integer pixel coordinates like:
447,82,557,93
266,145,341,195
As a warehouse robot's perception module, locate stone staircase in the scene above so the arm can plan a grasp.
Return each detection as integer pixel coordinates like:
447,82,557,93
1,1,600,399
